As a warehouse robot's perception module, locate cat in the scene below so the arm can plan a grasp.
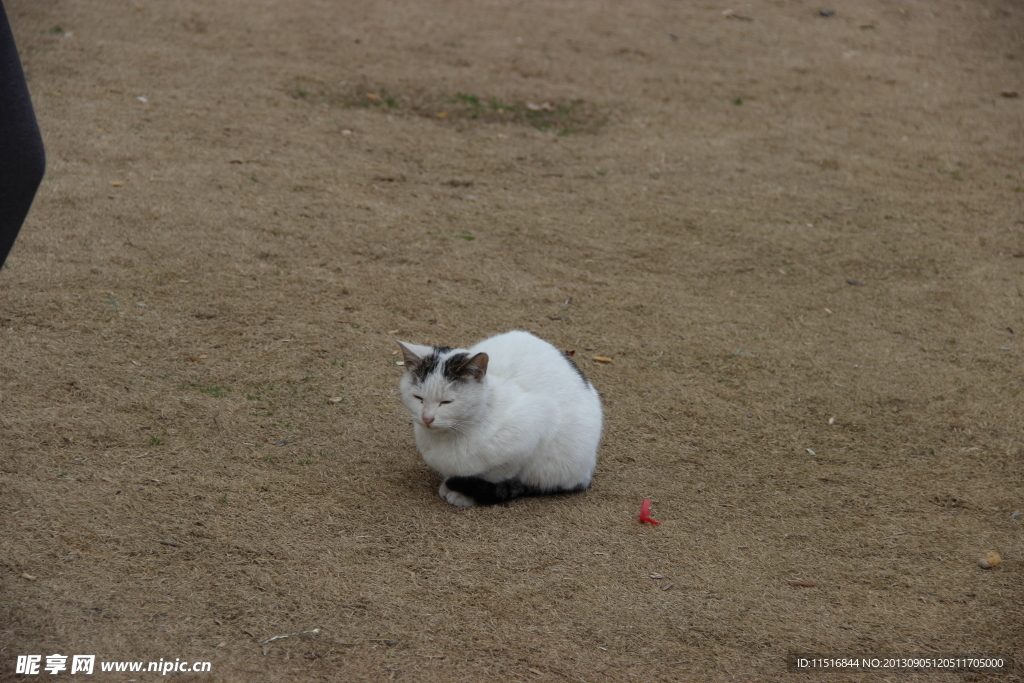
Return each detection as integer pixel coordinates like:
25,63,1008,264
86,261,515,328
397,330,603,507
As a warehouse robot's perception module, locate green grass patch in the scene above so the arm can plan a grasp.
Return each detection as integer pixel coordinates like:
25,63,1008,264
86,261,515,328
299,81,604,135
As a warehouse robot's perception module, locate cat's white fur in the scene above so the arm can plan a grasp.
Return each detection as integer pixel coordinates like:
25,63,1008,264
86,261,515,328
397,330,602,506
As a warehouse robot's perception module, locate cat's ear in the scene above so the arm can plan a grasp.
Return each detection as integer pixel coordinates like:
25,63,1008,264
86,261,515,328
397,342,432,372
453,352,488,382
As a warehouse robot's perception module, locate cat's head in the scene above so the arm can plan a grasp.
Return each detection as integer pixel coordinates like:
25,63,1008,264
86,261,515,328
397,342,489,431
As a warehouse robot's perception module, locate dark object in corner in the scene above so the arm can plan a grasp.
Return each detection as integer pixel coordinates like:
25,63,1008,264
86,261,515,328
0,1,46,269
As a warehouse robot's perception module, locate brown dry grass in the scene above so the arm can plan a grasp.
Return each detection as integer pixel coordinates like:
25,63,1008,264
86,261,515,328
2,0,1022,681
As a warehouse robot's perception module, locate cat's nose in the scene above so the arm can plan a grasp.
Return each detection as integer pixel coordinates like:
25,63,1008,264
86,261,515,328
422,416,435,427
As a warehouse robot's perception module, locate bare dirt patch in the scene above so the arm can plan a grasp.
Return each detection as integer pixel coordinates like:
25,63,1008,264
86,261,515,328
2,0,1023,681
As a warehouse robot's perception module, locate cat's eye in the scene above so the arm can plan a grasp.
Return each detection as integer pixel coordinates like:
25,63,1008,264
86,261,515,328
413,395,423,402
440,400,453,405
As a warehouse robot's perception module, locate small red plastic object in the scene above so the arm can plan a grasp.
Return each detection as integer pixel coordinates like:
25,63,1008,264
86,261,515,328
639,499,660,525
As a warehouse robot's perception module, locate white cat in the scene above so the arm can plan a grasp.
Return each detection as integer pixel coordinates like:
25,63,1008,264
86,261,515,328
397,330,602,507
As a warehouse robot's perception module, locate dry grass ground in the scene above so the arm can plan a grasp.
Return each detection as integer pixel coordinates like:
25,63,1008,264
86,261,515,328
2,0,1023,681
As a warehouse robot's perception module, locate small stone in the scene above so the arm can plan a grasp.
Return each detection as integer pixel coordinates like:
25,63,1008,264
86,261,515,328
820,9,835,17
978,550,1001,569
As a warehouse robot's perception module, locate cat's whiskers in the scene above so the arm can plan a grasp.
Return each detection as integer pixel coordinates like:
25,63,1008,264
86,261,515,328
444,419,472,437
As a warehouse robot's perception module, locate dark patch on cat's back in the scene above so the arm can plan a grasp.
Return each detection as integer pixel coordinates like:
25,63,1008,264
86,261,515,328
411,346,454,382
563,353,591,387
445,476,589,505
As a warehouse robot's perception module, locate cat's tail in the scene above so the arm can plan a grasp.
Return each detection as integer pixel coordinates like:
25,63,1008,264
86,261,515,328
443,476,587,506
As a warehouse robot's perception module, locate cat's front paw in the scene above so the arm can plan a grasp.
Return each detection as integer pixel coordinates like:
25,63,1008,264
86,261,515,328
439,481,475,507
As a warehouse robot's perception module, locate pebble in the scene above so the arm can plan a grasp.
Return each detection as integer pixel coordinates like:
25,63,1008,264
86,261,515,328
978,550,1001,569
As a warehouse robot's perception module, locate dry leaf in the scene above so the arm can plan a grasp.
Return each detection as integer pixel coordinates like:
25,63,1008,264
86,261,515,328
364,93,380,101
111,180,124,187
592,356,612,363
328,397,344,403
